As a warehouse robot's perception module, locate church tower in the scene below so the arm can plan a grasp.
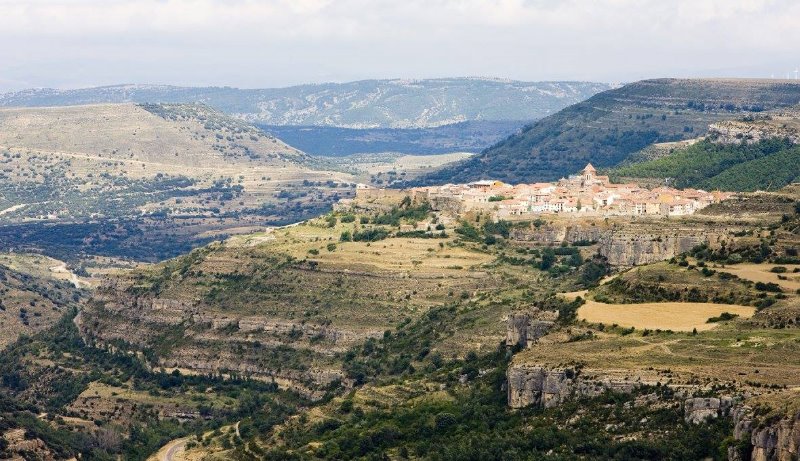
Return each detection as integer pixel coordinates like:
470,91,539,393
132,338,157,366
582,163,596,183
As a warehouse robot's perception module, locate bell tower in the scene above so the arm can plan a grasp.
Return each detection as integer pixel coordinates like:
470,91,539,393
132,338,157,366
582,163,596,183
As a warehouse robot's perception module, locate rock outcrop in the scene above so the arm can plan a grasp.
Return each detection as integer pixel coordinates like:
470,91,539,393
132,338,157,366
597,232,704,266
684,397,734,424
728,405,800,461
507,365,575,409
510,219,738,266
506,364,638,409
505,310,556,348
750,417,800,461
709,118,800,146
2,428,57,461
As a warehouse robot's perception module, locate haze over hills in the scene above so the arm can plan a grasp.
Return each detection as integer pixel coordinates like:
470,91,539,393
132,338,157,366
0,79,611,129
414,78,800,185
7,0,800,458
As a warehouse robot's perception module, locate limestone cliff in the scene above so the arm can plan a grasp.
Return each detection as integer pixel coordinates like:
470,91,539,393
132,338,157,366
709,116,800,146
684,397,735,424
509,219,739,266
505,310,556,349
730,405,800,461
506,364,637,409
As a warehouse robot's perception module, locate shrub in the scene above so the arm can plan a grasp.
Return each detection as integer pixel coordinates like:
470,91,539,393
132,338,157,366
755,282,781,292
707,312,739,323
353,228,390,242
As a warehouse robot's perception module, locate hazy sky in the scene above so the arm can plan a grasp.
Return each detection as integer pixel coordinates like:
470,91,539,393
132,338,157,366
1,0,800,92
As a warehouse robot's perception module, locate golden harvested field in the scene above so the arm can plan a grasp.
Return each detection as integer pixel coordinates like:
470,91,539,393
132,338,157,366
715,263,800,292
577,299,755,331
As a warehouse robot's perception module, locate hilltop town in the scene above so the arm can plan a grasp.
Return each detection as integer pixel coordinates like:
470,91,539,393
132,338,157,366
351,164,733,219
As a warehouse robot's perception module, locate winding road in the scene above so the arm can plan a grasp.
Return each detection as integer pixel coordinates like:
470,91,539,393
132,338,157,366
151,436,189,461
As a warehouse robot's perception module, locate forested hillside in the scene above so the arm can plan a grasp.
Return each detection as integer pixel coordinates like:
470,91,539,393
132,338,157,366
414,79,800,185
610,138,800,191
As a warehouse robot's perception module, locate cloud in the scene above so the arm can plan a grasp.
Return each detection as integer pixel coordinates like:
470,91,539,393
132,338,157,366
0,0,798,91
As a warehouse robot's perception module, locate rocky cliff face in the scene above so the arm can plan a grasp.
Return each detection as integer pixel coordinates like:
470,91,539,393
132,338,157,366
506,364,638,409
509,219,737,266
730,406,800,461
684,397,735,424
507,362,800,461
598,232,705,266
709,117,800,146
77,281,381,397
505,310,556,349
507,365,575,409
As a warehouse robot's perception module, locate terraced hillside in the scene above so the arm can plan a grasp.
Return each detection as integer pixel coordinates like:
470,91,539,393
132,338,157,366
415,78,800,185
0,103,355,266
0,253,87,347
3,185,800,460
163,187,800,461
77,207,574,398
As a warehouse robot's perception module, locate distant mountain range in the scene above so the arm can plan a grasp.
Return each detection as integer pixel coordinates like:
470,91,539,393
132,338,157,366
413,78,800,185
0,78,611,129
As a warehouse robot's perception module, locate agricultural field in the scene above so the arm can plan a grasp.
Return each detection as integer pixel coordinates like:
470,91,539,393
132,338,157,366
577,300,754,332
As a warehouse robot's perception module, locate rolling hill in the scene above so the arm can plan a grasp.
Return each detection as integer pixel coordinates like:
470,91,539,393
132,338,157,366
413,78,800,185
0,103,354,265
0,79,611,129
0,253,86,348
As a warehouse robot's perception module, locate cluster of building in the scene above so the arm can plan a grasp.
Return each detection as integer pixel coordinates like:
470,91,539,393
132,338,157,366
355,164,732,219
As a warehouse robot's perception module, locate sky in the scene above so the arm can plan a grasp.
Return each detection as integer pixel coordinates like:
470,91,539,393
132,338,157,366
1,0,800,92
